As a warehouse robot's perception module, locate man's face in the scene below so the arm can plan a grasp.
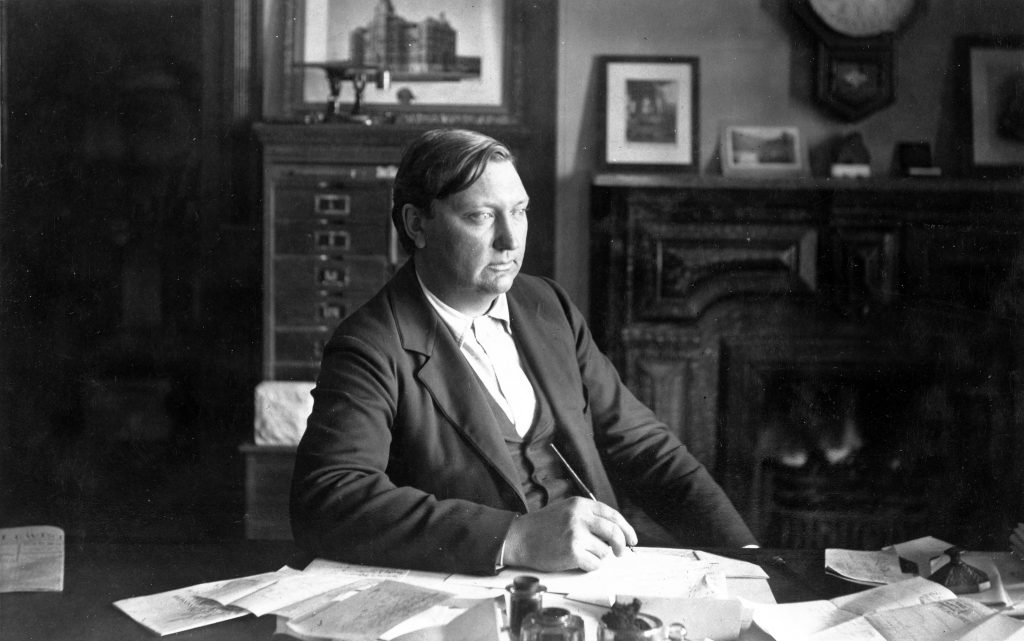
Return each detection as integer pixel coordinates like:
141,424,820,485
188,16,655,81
411,159,529,315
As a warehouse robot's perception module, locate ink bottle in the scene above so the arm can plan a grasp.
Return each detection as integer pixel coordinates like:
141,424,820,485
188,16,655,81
505,575,545,639
519,607,585,641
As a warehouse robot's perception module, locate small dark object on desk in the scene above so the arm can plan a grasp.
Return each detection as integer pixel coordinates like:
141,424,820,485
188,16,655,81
507,575,545,639
927,547,991,594
601,598,652,631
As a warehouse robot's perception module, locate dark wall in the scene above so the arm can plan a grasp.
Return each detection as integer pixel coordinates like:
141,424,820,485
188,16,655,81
1,0,261,539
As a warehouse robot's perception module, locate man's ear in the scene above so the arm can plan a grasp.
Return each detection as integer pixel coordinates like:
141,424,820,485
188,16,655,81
401,204,428,250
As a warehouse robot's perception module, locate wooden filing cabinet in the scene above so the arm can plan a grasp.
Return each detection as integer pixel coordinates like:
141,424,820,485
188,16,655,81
263,163,395,381
255,125,412,382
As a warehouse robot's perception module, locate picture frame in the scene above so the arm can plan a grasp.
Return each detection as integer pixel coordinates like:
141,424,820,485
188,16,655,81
598,56,699,172
720,125,805,178
956,36,1024,178
262,0,531,126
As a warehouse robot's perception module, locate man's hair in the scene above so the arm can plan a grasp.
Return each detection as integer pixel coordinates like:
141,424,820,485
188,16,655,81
391,128,515,254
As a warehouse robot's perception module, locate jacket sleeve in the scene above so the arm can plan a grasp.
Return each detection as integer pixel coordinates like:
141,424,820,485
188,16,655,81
544,278,758,547
290,328,517,575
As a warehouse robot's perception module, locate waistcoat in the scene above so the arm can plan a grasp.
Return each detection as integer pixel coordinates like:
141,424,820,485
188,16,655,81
481,358,577,512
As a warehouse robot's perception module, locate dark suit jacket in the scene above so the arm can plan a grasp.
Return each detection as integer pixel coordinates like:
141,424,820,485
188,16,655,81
291,261,755,574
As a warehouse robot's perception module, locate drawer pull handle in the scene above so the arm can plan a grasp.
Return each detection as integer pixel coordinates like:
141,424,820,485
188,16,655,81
317,301,347,321
317,266,349,288
314,193,351,217
314,229,351,251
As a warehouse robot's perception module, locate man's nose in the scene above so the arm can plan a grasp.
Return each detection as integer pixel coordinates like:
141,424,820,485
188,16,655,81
493,213,521,250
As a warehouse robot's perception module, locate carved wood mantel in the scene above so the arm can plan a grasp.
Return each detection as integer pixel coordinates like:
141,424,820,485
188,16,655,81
591,174,1024,547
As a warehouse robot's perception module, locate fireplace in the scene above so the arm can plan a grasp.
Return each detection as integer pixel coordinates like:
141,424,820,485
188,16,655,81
722,336,948,549
593,176,1024,550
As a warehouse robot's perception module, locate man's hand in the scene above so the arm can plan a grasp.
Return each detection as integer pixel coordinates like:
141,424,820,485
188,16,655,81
501,497,639,572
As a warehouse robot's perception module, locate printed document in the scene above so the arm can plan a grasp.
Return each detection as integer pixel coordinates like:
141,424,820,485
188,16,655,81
754,576,1024,641
0,525,64,592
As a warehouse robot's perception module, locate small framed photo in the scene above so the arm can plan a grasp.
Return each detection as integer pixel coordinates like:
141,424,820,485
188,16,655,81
956,36,1024,178
598,56,699,172
720,125,805,178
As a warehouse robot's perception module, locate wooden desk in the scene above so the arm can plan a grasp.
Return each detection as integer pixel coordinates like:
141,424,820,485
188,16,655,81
0,541,862,640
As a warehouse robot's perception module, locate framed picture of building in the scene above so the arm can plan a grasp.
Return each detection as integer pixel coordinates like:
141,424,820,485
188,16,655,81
597,56,700,172
263,0,530,125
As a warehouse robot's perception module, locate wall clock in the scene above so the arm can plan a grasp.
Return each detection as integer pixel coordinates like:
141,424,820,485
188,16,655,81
792,0,919,121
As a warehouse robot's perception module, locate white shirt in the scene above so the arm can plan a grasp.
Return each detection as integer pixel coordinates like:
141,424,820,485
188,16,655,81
418,277,538,437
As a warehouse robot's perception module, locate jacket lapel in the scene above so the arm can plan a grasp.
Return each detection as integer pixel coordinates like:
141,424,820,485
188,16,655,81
390,262,528,511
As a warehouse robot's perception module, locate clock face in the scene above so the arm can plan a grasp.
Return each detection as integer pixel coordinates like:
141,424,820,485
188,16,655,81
808,0,917,37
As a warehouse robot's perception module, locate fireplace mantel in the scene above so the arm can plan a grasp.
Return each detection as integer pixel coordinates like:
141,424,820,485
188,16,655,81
591,174,1024,548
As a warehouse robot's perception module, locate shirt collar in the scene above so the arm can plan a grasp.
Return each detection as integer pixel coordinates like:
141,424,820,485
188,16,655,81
417,272,511,346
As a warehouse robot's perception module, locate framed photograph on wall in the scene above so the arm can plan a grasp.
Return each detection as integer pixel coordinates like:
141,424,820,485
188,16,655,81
598,56,699,172
262,0,532,125
956,36,1024,178
720,125,805,178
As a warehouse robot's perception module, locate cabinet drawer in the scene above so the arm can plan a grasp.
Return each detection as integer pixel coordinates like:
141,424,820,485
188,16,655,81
275,289,377,327
274,255,387,296
274,219,387,257
274,182,390,224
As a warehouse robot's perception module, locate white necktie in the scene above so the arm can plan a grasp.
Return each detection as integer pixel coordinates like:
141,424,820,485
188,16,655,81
471,316,537,437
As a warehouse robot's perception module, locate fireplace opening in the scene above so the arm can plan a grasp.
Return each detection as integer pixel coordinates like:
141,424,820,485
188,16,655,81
751,370,946,549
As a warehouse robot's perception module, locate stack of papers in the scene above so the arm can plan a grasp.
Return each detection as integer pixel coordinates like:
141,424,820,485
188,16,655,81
825,536,1024,611
112,547,768,639
752,576,1024,641
0,525,65,593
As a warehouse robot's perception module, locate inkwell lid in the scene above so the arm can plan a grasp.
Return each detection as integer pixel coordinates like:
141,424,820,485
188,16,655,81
509,575,545,594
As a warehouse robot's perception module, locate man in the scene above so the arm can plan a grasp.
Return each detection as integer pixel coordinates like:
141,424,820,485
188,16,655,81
291,129,756,575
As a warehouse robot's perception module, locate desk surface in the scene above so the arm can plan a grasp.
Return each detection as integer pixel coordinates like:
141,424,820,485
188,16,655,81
0,540,862,641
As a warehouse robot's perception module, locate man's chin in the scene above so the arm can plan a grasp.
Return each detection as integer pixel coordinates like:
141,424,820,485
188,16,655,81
479,270,519,294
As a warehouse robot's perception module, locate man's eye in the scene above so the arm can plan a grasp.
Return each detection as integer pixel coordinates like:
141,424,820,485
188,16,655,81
513,207,529,218
467,211,494,222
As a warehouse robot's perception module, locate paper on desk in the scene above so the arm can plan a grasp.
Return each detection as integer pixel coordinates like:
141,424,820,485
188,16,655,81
302,558,413,581
937,612,1024,641
444,565,584,592
752,576,957,641
227,568,375,617
198,568,294,607
860,599,996,641
752,599,860,641
0,525,64,592
286,579,453,641
446,547,745,599
800,598,998,641
386,599,501,641
113,578,250,636
566,550,727,606
824,549,914,586
271,583,370,619
632,597,744,641
695,549,769,579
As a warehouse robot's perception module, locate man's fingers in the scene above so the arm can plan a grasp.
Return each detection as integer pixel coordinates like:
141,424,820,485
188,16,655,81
575,535,613,572
586,513,629,556
589,501,639,548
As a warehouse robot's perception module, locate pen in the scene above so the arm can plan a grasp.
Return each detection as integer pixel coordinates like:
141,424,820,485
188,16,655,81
550,444,635,551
